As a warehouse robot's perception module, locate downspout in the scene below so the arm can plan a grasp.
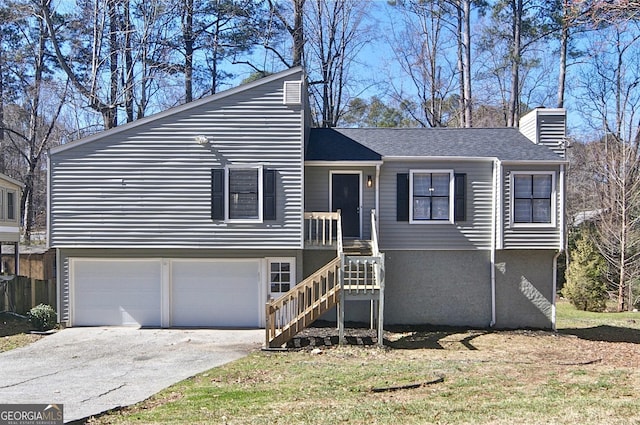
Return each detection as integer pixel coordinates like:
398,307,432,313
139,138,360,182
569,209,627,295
490,159,501,327
47,153,61,324
375,163,381,235
552,164,566,331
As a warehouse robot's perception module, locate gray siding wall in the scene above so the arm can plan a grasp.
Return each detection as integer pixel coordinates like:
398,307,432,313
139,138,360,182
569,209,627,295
502,164,562,249
519,109,566,158
494,250,555,329
304,165,377,240
50,73,304,249
378,160,494,250
58,247,303,324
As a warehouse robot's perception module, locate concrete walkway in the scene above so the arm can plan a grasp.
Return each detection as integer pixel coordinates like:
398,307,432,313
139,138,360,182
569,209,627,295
0,327,263,423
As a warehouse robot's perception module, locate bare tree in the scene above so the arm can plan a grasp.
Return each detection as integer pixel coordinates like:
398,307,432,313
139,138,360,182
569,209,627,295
266,0,305,67
388,0,459,127
1,0,67,240
479,0,557,126
578,21,640,311
39,0,120,128
305,0,370,127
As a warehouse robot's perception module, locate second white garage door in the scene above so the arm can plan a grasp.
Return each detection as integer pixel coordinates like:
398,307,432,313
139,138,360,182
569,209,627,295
170,259,262,328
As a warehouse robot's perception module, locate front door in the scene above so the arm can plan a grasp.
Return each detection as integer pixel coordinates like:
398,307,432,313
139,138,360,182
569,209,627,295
331,173,360,238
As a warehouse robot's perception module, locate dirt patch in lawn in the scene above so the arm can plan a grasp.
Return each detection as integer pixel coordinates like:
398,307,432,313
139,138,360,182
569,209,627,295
0,311,43,352
289,322,640,369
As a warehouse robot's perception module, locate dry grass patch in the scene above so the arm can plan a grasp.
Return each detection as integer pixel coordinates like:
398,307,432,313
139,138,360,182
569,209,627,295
86,304,640,425
0,312,43,352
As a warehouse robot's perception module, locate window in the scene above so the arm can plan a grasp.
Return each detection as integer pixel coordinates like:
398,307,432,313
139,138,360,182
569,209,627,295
228,168,260,220
6,191,15,221
0,189,4,220
268,258,295,294
409,170,454,223
211,167,276,222
512,172,554,225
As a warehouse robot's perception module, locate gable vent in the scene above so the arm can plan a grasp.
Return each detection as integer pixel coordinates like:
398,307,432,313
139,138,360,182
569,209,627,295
283,81,302,105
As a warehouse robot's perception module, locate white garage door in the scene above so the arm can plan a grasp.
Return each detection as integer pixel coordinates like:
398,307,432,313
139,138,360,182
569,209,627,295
171,259,261,328
71,259,162,326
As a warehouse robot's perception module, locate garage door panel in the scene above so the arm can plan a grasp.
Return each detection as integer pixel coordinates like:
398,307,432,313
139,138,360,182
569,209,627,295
72,259,162,326
171,260,261,328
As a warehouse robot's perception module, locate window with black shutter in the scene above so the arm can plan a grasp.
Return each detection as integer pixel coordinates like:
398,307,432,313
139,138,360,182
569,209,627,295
211,167,276,222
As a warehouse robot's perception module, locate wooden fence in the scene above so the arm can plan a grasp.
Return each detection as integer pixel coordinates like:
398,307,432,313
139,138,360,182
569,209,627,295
0,276,56,315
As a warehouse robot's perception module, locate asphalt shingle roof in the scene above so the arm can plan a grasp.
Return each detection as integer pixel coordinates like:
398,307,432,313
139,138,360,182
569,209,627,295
306,127,564,162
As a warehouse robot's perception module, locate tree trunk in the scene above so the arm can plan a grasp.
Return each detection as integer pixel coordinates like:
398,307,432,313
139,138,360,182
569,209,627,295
462,0,472,127
508,0,522,127
108,0,118,128
292,0,305,67
183,0,194,103
123,0,134,122
557,2,568,108
0,32,5,173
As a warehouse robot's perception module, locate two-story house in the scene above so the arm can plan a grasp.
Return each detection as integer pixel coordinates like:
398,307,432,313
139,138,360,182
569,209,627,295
48,68,566,346
0,172,23,275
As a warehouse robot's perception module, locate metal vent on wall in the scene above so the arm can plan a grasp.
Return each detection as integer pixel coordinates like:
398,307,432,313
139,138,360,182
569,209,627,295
283,81,302,105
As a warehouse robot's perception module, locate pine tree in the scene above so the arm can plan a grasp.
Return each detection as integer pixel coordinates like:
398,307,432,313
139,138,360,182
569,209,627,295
563,234,608,312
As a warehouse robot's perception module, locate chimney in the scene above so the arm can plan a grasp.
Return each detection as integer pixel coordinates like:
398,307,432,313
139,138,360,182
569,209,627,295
519,108,566,158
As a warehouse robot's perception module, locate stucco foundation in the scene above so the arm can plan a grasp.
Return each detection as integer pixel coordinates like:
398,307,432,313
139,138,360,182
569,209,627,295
383,250,492,327
494,250,556,329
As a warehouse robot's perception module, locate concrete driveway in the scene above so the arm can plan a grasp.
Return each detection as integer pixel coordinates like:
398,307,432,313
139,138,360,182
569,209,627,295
0,327,263,423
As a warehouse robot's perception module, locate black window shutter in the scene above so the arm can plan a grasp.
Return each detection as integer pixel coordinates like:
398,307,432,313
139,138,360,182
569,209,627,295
263,169,276,220
211,168,225,220
396,173,409,221
454,173,466,222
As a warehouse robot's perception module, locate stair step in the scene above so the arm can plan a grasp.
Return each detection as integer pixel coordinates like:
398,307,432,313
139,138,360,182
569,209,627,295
343,240,373,255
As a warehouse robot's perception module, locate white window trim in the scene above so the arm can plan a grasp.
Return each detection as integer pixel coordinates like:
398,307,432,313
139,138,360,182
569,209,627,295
409,169,455,224
510,171,557,228
225,164,263,223
6,189,16,221
266,257,296,298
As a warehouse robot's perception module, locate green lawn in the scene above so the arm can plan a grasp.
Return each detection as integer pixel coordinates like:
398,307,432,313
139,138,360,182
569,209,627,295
87,300,640,425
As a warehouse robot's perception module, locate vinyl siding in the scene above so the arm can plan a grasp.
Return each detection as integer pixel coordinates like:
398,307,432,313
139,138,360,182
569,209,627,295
502,164,562,249
304,165,377,240
57,247,304,324
50,72,304,249
519,109,566,158
378,160,494,250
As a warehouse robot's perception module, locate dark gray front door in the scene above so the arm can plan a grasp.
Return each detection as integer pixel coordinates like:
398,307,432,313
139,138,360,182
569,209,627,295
332,173,360,238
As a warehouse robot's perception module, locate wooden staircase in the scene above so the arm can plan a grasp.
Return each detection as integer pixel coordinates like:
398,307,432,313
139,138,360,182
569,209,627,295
265,210,385,349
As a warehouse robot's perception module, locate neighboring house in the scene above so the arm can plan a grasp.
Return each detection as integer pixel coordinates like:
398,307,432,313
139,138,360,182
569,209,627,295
48,68,567,339
0,173,23,275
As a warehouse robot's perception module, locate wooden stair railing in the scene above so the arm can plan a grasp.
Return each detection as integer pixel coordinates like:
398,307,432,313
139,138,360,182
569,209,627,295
265,256,341,348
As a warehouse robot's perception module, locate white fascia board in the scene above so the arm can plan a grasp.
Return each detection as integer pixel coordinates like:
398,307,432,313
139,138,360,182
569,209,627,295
0,225,20,233
382,156,496,162
0,173,24,188
501,159,569,165
51,67,305,155
305,161,383,167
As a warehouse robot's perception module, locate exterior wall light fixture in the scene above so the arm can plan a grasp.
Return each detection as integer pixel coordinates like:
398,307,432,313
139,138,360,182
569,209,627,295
195,135,209,146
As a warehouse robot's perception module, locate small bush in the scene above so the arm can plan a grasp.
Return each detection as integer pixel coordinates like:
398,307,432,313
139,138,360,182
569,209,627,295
28,304,57,331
